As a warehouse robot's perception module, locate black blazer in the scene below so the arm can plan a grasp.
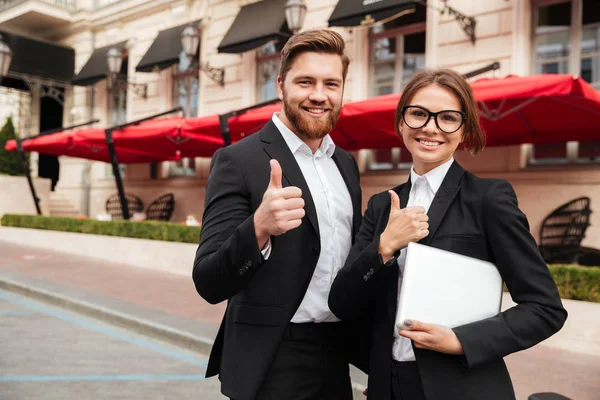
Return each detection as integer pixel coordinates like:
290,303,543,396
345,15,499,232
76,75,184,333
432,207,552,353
192,120,365,400
329,161,567,400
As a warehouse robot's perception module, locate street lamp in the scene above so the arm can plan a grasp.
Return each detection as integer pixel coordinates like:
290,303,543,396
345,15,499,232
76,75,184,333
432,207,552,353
180,24,224,87
106,47,123,76
181,25,200,61
0,34,13,77
105,46,147,99
285,0,307,34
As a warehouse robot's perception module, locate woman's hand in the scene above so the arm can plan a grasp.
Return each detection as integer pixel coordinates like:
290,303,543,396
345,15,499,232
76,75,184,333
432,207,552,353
378,191,429,262
398,320,464,355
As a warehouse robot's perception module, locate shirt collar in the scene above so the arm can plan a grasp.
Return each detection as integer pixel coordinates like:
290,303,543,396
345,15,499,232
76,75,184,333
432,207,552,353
271,113,336,157
410,157,454,194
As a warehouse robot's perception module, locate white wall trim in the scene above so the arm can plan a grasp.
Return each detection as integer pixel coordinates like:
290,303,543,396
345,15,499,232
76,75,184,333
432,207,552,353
0,227,197,276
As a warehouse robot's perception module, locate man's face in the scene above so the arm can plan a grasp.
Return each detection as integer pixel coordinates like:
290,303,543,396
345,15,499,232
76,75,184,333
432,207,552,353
277,52,344,141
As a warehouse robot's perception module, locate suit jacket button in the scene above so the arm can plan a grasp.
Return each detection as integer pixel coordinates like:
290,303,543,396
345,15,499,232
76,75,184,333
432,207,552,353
363,275,368,281
312,248,319,255
369,268,374,274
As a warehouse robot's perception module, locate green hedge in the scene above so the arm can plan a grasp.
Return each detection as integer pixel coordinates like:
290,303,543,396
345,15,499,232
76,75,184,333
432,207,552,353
0,214,201,244
2,214,599,302
548,264,600,303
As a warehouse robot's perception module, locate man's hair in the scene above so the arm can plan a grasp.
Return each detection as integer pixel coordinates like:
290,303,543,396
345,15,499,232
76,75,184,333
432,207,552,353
279,29,350,84
395,68,486,155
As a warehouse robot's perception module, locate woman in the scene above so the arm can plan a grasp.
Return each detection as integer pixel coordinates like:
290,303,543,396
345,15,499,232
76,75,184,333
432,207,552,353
328,69,567,400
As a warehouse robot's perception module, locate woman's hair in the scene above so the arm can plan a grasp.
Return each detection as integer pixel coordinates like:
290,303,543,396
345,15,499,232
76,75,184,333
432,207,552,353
395,69,485,155
279,29,350,85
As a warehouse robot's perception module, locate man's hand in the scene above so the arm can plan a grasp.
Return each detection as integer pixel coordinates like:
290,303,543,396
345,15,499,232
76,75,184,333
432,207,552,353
378,190,429,262
254,159,305,248
398,320,464,355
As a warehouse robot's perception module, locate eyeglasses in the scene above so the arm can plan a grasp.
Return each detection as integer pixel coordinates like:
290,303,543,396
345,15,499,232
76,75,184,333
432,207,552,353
402,106,466,133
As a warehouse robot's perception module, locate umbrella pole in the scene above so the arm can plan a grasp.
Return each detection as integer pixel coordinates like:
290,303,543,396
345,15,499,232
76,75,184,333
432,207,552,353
104,128,129,220
219,113,232,147
16,137,42,215
218,98,281,147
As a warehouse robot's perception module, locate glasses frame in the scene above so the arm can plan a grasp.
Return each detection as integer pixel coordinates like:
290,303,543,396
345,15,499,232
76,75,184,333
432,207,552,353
402,105,466,133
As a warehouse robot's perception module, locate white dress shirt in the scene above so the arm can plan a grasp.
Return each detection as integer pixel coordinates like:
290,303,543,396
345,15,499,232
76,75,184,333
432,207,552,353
265,113,353,323
392,157,454,362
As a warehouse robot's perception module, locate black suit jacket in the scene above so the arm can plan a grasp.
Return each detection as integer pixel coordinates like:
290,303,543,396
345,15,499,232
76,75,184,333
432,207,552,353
329,161,567,400
192,120,365,400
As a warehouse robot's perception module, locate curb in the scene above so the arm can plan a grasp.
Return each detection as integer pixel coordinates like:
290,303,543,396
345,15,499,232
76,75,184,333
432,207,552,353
0,277,214,355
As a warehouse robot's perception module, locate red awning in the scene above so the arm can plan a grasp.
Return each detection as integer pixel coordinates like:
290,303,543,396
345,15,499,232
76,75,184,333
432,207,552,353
473,74,600,146
221,101,403,150
6,74,598,163
79,117,224,159
4,130,175,164
334,74,600,148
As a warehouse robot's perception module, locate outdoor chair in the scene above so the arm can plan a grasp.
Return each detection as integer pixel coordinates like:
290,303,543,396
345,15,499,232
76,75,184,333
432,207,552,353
146,193,175,221
538,197,592,264
105,193,144,220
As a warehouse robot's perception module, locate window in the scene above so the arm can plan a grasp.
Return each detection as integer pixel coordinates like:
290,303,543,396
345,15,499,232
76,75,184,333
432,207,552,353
108,57,128,126
366,10,426,171
170,51,199,177
367,148,413,171
106,57,128,179
529,0,600,166
256,41,284,102
172,51,199,118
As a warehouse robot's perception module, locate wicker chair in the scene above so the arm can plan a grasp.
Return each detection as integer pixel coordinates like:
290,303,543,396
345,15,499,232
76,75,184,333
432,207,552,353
146,193,175,221
105,193,144,220
538,197,592,264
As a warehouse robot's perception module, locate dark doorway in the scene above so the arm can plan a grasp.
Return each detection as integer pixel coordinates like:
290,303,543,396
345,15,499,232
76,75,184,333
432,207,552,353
38,89,64,191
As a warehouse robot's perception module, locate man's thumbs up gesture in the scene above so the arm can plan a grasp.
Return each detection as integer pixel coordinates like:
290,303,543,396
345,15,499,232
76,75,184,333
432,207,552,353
378,190,429,263
254,159,305,248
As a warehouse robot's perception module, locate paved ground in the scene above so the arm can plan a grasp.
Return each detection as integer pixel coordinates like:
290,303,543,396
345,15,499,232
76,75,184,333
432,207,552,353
1,240,599,400
0,289,225,400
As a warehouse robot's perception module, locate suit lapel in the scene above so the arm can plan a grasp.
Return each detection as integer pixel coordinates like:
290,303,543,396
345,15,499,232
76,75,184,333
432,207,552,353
260,121,319,235
419,161,464,245
332,150,361,239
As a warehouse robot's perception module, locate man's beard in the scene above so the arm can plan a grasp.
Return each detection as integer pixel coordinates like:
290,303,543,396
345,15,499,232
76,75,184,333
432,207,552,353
282,90,342,141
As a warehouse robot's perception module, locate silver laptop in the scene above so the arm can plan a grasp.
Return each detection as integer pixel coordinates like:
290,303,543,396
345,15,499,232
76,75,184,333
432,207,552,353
396,242,503,330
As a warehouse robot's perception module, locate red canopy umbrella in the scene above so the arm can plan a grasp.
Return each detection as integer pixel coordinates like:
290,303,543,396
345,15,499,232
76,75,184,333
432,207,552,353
333,94,403,150
4,130,174,164
80,117,224,159
228,102,282,143
219,101,403,151
328,74,600,149
183,114,224,140
472,74,600,146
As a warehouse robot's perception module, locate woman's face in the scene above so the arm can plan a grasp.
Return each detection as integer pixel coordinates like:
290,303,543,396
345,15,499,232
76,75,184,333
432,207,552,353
399,84,464,175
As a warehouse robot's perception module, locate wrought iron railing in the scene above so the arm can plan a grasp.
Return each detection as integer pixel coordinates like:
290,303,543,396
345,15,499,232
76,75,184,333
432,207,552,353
0,0,77,12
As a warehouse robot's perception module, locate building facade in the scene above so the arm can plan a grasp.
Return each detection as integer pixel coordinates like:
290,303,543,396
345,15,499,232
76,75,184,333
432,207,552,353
0,0,599,248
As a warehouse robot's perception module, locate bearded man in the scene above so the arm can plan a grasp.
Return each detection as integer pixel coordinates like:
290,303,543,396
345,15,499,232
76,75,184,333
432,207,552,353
192,29,367,400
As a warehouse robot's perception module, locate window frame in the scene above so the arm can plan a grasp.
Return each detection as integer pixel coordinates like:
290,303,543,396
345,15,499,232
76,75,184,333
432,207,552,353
528,0,600,166
365,22,425,172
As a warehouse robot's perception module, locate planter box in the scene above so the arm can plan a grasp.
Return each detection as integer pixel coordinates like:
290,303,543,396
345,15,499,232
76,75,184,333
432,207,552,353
0,226,197,276
0,175,51,216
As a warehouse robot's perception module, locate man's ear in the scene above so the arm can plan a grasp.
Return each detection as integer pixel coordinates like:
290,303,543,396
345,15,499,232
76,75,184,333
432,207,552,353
277,76,284,101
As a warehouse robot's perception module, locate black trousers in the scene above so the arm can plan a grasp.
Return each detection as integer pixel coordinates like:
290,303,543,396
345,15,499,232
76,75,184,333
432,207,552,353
391,360,426,400
236,322,352,400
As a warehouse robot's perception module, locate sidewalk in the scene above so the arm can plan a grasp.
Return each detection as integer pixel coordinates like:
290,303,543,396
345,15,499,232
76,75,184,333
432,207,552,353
1,240,599,400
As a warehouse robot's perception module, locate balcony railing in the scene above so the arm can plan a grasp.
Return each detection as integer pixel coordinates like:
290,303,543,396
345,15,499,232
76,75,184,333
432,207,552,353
0,0,77,12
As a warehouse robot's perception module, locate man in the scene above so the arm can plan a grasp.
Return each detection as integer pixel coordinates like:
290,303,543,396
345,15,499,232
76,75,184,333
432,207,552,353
192,29,365,400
